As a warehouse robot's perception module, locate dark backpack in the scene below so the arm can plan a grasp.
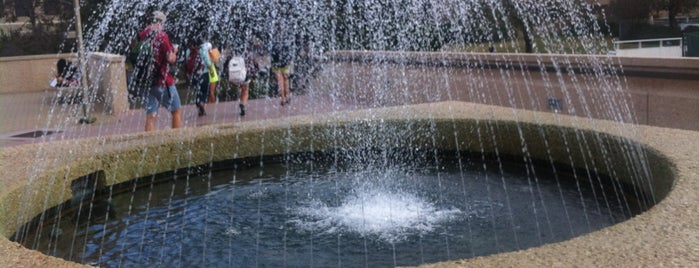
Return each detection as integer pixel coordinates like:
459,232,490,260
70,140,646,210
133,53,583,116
128,31,158,87
271,40,293,67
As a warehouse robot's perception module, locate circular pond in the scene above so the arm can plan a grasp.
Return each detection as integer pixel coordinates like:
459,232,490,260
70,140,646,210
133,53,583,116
16,150,642,267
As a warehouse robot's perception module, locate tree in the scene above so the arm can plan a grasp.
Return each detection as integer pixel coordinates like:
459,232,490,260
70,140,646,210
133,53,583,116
501,0,534,53
608,0,656,39
609,0,654,22
652,0,699,29
0,0,98,56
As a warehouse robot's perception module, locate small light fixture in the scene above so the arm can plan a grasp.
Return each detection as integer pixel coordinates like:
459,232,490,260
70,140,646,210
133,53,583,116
547,97,562,112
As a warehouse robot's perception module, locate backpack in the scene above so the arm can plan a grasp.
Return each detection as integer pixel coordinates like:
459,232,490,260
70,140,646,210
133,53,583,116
271,40,293,67
128,31,158,86
209,47,222,64
227,56,247,84
127,31,155,66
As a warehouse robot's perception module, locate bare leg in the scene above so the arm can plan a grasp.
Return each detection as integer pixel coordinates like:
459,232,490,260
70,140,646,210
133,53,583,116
171,109,182,129
239,82,249,116
275,71,286,105
240,83,249,106
208,82,217,103
145,113,157,132
282,74,290,103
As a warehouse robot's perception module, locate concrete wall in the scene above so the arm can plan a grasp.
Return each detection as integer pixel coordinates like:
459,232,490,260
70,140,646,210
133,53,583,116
315,51,699,131
1,51,698,130
0,54,74,94
86,52,128,114
0,53,128,114
3,103,697,267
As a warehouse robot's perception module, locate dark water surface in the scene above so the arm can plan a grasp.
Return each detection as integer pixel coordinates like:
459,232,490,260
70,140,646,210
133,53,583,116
19,152,640,267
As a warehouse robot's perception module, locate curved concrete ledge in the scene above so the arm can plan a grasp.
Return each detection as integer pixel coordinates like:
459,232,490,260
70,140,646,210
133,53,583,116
1,101,698,267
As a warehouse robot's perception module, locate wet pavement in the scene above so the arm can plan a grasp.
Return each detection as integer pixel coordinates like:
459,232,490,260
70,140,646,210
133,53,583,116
0,89,368,148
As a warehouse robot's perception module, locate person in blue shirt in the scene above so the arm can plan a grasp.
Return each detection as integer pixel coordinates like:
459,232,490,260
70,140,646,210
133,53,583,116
185,38,214,116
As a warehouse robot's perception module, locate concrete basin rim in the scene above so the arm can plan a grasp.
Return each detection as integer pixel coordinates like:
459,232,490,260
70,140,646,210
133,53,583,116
0,102,690,267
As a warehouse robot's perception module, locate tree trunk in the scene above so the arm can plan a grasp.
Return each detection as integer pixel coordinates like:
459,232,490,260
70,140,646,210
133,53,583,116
668,2,679,30
28,0,37,27
523,31,533,53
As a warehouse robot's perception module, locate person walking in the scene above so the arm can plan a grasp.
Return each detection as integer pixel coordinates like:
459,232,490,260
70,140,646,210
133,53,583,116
206,43,221,103
139,11,182,131
271,23,294,106
227,47,259,116
185,38,214,116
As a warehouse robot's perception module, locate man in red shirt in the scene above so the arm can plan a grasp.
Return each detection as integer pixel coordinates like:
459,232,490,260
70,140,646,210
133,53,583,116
140,11,182,132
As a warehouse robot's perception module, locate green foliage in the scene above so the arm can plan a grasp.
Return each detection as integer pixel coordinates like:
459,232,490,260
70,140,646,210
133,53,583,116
0,27,74,56
0,30,7,53
617,23,682,40
609,0,654,21
0,0,96,56
326,0,456,51
609,0,699,31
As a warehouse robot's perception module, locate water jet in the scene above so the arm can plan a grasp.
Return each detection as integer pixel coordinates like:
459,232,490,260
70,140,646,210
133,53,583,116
2,0,699,266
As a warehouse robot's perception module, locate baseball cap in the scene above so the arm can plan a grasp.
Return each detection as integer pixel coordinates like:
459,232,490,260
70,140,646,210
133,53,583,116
152,11,166,23
202,42,212,51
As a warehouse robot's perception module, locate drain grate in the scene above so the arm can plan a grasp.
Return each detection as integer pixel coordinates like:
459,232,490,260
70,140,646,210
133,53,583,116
11,130,62,138
547,97,563,112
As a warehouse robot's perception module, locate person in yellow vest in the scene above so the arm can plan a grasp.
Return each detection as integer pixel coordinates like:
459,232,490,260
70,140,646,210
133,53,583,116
206,43,221,103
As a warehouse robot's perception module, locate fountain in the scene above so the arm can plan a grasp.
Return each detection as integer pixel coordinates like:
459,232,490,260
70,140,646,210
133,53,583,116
1,0,699,267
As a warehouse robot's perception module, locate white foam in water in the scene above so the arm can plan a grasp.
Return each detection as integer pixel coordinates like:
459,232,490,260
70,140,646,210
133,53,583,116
223,226,241,237
294,187,462,243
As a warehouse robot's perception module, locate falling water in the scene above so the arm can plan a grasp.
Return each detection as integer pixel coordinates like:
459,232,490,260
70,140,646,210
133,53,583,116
16,151,641,266
10,0,660,267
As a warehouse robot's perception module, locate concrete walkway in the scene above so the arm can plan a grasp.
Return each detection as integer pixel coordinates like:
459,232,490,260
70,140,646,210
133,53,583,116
0,90,368,147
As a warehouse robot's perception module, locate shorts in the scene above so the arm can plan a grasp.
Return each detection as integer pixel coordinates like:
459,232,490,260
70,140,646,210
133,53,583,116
146,85,181,115
272,65,292,75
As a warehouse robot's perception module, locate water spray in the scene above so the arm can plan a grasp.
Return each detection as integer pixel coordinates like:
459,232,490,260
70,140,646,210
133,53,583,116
74,0,96,124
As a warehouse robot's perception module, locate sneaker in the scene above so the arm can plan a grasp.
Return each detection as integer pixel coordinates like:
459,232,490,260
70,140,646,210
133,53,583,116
239,104,246,116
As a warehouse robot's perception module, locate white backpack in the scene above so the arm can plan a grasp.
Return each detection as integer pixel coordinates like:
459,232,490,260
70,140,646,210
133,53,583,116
227,56,247,84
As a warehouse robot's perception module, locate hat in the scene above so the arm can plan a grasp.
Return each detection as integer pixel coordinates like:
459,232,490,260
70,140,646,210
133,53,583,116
202,42,212,51
152,11,166,23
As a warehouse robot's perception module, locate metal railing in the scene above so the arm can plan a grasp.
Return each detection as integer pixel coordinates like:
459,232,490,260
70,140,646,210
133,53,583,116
650,17,699,26
613,37,683,50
